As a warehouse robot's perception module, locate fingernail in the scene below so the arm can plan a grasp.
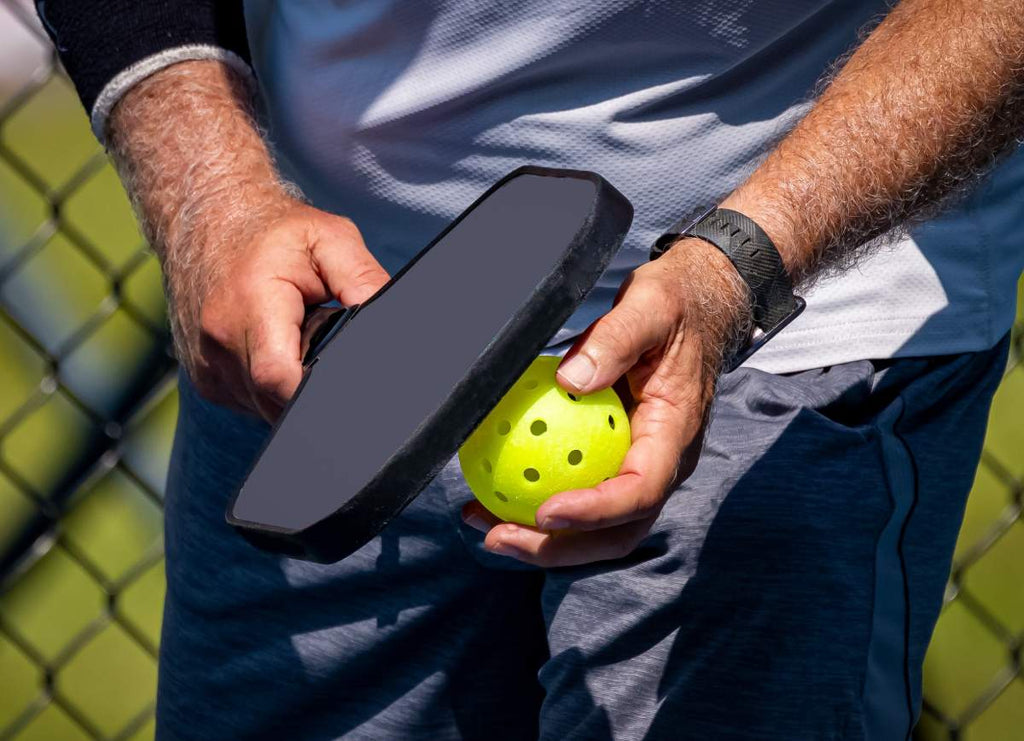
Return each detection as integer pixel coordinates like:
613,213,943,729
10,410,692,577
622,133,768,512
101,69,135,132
540,517,569,531
557,354,596,391
464,514,491,533
489,542,525,559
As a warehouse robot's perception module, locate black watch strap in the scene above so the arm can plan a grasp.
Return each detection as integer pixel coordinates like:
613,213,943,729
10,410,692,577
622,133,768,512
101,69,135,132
649,206,805,370
688,208,800,329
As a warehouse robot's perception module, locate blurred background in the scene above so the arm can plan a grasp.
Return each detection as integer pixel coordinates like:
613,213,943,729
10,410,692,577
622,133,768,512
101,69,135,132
0,1,1020,739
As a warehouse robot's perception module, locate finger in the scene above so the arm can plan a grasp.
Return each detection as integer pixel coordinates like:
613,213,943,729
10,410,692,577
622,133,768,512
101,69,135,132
461,500,502,533
483,517,657,568
191,346,262,415
196,303,274,414
242,278,307,419
555,282,671,394
309,216,391,306
534,392,697,531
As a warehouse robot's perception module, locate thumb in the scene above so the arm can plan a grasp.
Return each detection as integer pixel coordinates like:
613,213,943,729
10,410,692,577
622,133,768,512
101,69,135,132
555,292,669,394
310,216,391,306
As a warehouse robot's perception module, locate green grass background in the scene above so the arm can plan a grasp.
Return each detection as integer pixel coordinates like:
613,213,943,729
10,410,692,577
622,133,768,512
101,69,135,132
0,64,1021,741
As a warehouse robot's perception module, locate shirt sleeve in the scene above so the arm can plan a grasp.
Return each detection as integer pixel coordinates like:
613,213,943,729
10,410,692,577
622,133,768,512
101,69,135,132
34,0,254,143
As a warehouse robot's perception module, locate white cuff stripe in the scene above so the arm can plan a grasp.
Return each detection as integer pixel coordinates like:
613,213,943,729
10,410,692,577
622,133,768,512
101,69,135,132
90,45,255,143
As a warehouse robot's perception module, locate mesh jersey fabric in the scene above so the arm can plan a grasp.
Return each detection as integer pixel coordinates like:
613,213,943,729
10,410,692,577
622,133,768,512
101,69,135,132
241,0,1024,374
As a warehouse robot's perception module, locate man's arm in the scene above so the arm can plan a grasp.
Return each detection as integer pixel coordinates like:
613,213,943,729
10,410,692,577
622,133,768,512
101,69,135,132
35,0,253,141
722,0,1024,285
36,0,390,421
467,0,1024,566
104,60,390,421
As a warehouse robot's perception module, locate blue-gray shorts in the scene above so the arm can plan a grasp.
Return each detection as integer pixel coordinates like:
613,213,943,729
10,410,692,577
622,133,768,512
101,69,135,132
157,337,1008,741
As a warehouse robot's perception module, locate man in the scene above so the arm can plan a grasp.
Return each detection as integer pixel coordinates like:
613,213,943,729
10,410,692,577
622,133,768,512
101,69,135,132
38,1,1023,738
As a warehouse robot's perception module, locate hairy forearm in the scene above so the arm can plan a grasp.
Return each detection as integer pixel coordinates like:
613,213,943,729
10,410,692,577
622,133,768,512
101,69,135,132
107,59,284,257
722,0,1024,286
104,59,388,417
106,60,294,359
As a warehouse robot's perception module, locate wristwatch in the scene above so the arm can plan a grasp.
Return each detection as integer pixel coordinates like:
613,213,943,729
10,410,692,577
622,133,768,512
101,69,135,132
649,206,805,371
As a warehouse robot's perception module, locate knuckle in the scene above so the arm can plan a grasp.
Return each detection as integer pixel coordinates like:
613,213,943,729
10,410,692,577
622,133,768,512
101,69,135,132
198,304,230,347
604,304,640,334
249,356,289,392
330,214,363,240
350,262,389,289
630,492,660,521
597,310,641,359
309,212,363,247
266,212,322,251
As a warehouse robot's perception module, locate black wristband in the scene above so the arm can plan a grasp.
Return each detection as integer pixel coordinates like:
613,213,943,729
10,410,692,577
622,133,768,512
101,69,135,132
35,0,251,121
687,208,800,329
649,206,805,370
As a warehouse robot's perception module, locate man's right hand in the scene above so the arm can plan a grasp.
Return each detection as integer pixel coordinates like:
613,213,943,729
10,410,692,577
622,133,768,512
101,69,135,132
105,59,389,422
181,198,389,421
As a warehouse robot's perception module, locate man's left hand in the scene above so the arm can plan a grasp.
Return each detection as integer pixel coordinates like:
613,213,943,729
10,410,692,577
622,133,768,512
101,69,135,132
461,239,751,567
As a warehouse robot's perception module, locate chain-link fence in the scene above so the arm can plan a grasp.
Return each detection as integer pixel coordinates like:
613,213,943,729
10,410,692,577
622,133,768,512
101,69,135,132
0,1,174,739
916,310,1024,738
0,2,1020,739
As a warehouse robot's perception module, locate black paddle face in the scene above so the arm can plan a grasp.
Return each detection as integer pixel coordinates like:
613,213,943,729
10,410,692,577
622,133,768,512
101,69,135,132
227,166,633,562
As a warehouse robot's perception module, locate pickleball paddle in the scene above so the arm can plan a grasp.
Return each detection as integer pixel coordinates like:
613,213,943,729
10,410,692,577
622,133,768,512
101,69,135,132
226,166,633,562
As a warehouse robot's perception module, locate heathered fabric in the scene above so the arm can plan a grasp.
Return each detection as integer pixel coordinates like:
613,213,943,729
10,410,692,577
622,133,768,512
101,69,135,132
156,336,1007,739
151,3,1019,737
241,0,1024,374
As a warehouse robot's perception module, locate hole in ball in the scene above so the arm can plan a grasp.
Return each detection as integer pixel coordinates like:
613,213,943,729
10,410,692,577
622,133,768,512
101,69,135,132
530,419,547,436
567,449,583,465
494,491,508,502
482,459,492,473
608,414,615,430
567,393,579,401
524,379,538,389
497,420,511,435
523,468,540,482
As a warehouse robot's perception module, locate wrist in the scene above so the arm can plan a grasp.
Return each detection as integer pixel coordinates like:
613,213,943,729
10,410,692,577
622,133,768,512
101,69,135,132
108,58,298,282
718,189,805,283
661,237,754,372
178,179,297,258
108,60,282,254
160,182,304,373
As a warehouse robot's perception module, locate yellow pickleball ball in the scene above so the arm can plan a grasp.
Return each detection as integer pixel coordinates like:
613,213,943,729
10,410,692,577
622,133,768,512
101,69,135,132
458,355,631,525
